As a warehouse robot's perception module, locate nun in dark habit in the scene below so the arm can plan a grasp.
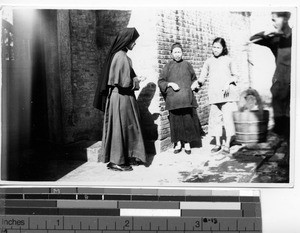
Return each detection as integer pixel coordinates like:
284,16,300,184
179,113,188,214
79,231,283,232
94,28,146,171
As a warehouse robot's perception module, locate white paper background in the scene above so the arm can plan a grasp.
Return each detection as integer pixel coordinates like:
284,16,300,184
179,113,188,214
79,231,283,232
0,0,299,232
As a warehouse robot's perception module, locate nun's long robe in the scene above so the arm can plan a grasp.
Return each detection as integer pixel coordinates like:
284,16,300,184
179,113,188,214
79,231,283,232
99,50,146,165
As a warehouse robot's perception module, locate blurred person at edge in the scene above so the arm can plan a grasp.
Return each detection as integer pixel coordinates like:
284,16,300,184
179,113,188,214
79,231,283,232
249,12,292,140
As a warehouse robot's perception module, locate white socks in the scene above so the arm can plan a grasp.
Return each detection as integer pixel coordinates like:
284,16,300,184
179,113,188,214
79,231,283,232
184,143,191,150
175,142,181,150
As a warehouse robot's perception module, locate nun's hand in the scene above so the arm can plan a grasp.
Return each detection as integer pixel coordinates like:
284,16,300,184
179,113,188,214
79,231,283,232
137,76,147,82
168,82,180,91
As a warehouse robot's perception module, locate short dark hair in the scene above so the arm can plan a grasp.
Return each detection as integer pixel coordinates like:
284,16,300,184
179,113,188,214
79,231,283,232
212,37,228,56
272,11,291,20
171,42,183,52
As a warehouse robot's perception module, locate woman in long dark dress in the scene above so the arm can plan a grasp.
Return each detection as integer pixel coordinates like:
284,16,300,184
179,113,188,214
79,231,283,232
158,43,203,154
93,28,146,171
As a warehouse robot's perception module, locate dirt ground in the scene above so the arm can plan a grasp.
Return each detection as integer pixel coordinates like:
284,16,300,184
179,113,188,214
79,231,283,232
55,131,289,186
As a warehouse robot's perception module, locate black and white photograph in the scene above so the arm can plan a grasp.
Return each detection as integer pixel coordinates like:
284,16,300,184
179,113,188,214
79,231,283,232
0,5,296,186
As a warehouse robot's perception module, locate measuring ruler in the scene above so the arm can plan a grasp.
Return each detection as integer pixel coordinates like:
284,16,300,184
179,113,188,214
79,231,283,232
0,187,262,233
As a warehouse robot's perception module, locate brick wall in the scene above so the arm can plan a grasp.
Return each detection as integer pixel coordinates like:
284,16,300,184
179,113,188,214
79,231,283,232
156,10,252,150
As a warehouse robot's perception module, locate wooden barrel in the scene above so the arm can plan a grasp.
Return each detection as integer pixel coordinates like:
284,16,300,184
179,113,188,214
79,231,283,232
232,110,269,144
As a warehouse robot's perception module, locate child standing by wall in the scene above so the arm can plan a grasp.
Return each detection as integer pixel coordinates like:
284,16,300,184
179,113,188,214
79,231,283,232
197,37,239,156
158,43,203,154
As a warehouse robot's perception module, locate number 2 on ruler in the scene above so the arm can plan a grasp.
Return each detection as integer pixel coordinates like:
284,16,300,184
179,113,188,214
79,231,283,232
124,220,130,228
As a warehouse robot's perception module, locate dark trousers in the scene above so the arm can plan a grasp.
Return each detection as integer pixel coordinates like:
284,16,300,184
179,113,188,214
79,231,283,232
271,78,290,139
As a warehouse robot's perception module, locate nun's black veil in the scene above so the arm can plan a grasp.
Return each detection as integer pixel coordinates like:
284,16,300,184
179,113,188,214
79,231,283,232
93,27,140,111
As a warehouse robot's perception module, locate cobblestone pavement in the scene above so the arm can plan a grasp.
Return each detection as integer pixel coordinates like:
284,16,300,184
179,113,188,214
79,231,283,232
58,132,289,185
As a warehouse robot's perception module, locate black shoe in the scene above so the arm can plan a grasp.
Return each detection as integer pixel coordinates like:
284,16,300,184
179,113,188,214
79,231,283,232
129,157,145,166
185,149,191,155
107,162,133,171
211,145,222,154
174,148,182,154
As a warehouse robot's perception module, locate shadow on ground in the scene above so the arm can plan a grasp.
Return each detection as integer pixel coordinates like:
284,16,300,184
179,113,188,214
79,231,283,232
179,131,289,183
17,131,289,184
18,140,93,181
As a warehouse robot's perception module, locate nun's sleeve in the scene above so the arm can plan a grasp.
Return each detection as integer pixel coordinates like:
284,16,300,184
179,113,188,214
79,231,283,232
130,61,140,90
108,52,132,88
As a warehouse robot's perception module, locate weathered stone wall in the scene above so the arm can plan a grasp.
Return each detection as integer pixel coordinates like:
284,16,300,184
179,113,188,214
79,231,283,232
43,10,63,143
57,10,73,143
67,10,101,142
57,10,131,143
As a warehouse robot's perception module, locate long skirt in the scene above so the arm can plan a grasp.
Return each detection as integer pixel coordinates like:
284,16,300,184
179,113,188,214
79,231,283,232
169,107,203,144
99,88,146,165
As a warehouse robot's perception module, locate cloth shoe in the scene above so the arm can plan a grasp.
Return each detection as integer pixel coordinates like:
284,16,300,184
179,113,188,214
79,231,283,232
174,142,182,154
221,146,231,156
211,145,222,154
184,143,191,154
129,157,145,166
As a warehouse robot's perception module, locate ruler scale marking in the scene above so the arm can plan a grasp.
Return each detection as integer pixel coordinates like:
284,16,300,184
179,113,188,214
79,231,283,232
0,188,261,232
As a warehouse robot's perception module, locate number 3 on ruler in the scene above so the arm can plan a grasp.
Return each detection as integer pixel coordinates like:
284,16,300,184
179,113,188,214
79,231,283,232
195,220,200,228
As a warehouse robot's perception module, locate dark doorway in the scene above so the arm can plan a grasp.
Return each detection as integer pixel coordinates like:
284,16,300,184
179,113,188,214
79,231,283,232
1,10,86,181
1,10,51,180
